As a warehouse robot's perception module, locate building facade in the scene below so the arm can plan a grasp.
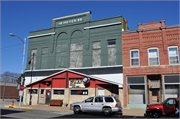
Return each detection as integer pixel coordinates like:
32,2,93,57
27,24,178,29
122,20,180,108
0,82,19,99
23,69,121,106
24,11,128,105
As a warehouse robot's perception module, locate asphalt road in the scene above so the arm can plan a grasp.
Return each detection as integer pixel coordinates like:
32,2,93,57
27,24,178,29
0,101,177,118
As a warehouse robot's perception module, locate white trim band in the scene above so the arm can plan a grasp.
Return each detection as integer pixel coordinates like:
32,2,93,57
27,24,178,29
52,11,90,21
84,22,121,30
27,32,56,39
25,65,123,72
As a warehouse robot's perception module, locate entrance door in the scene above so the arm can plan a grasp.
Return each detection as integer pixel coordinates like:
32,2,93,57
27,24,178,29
150,89,161,104
147,75,162,104
46,90,51,104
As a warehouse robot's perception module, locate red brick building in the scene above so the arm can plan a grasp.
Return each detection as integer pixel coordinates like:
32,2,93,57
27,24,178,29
122,20,180,108
0,82,19,99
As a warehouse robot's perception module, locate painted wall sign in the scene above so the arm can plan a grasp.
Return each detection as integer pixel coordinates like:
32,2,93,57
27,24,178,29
58,18,83,25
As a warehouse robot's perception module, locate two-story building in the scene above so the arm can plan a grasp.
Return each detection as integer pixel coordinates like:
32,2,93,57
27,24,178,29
122,20,180,108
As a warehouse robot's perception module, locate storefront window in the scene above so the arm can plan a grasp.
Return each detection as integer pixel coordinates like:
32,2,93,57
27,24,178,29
53,90,64,95
28,89,37,94
41,89,44,94
127,76,146,104
164,75,180,99
71,90,88,95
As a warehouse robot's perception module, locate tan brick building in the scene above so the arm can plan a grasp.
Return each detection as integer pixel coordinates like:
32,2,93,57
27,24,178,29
122,20,180,108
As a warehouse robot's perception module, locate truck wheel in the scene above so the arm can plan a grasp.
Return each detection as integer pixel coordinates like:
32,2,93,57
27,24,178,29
74,106,81,114
152,110,160,118
103,108,112,116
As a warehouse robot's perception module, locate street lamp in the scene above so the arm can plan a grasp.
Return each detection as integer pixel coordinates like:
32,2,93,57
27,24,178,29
10,33,26,106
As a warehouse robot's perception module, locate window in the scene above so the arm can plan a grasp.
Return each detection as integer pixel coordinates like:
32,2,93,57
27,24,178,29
130,49,139,66
85,97,94,102
95,97,103,102
148,48,159,65
107,39,116,66
127,76,146,104
71,90,88,95
92,42,101,67
69,78,85,88
108,40,116,46
41,48,48,69
165,99,174,105
41,89,44,94
28,89,37,94
168,46,179,64
105,97,114,102
30,49,37,70
53,90,64,95
70,43,83,68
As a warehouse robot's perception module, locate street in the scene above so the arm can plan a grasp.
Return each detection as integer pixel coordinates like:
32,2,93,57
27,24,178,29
0,101,177,118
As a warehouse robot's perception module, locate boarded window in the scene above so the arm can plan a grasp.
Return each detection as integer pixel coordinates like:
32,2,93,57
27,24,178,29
41,48,48,69
107,40,116,66
108,47,117,66
30,49,37,70
55,44,68,68
92,42,101,67
70,43,83,68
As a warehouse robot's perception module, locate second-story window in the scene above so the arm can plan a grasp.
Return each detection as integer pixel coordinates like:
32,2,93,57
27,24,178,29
130,49,139,66
148,48,159,65
168,46,179,64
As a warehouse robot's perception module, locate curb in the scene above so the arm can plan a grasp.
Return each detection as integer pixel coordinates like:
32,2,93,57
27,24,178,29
5,105,33,109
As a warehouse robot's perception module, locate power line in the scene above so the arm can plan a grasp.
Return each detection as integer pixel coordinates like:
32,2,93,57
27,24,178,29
2,48,23,53
1,43,23,49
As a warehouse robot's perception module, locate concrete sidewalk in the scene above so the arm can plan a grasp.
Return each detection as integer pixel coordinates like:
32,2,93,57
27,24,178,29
4,102,146,116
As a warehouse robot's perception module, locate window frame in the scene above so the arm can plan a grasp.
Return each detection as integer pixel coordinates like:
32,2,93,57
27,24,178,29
130,49,140,66
107,39,116,47
168,46,179,64
53,90,64,95
148,47,160,66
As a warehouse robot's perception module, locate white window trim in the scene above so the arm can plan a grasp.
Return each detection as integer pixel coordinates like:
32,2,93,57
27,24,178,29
168,46,179,64
130,49,140,66
148,47,160,66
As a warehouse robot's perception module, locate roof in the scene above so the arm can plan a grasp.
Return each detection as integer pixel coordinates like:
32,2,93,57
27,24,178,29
26,69,122,87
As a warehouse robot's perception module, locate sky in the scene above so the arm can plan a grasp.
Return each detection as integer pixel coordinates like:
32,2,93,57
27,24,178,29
0,1,179,75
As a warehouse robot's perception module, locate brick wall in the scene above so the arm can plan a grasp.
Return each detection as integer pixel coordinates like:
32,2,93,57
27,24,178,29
1,86,19,97
122,22,180,107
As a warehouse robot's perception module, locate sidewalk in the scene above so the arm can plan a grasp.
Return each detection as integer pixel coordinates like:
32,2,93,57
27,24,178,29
4,102,146,116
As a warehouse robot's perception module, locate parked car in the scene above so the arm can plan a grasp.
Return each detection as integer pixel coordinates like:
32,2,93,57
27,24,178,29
16,97,23,102
70,96,122,116
146,98,180,118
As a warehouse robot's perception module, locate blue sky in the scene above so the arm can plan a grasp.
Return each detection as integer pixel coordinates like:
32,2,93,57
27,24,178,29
1,1,179,74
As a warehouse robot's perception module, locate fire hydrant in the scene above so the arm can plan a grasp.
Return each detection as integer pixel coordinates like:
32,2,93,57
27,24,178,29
12,99,14,106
